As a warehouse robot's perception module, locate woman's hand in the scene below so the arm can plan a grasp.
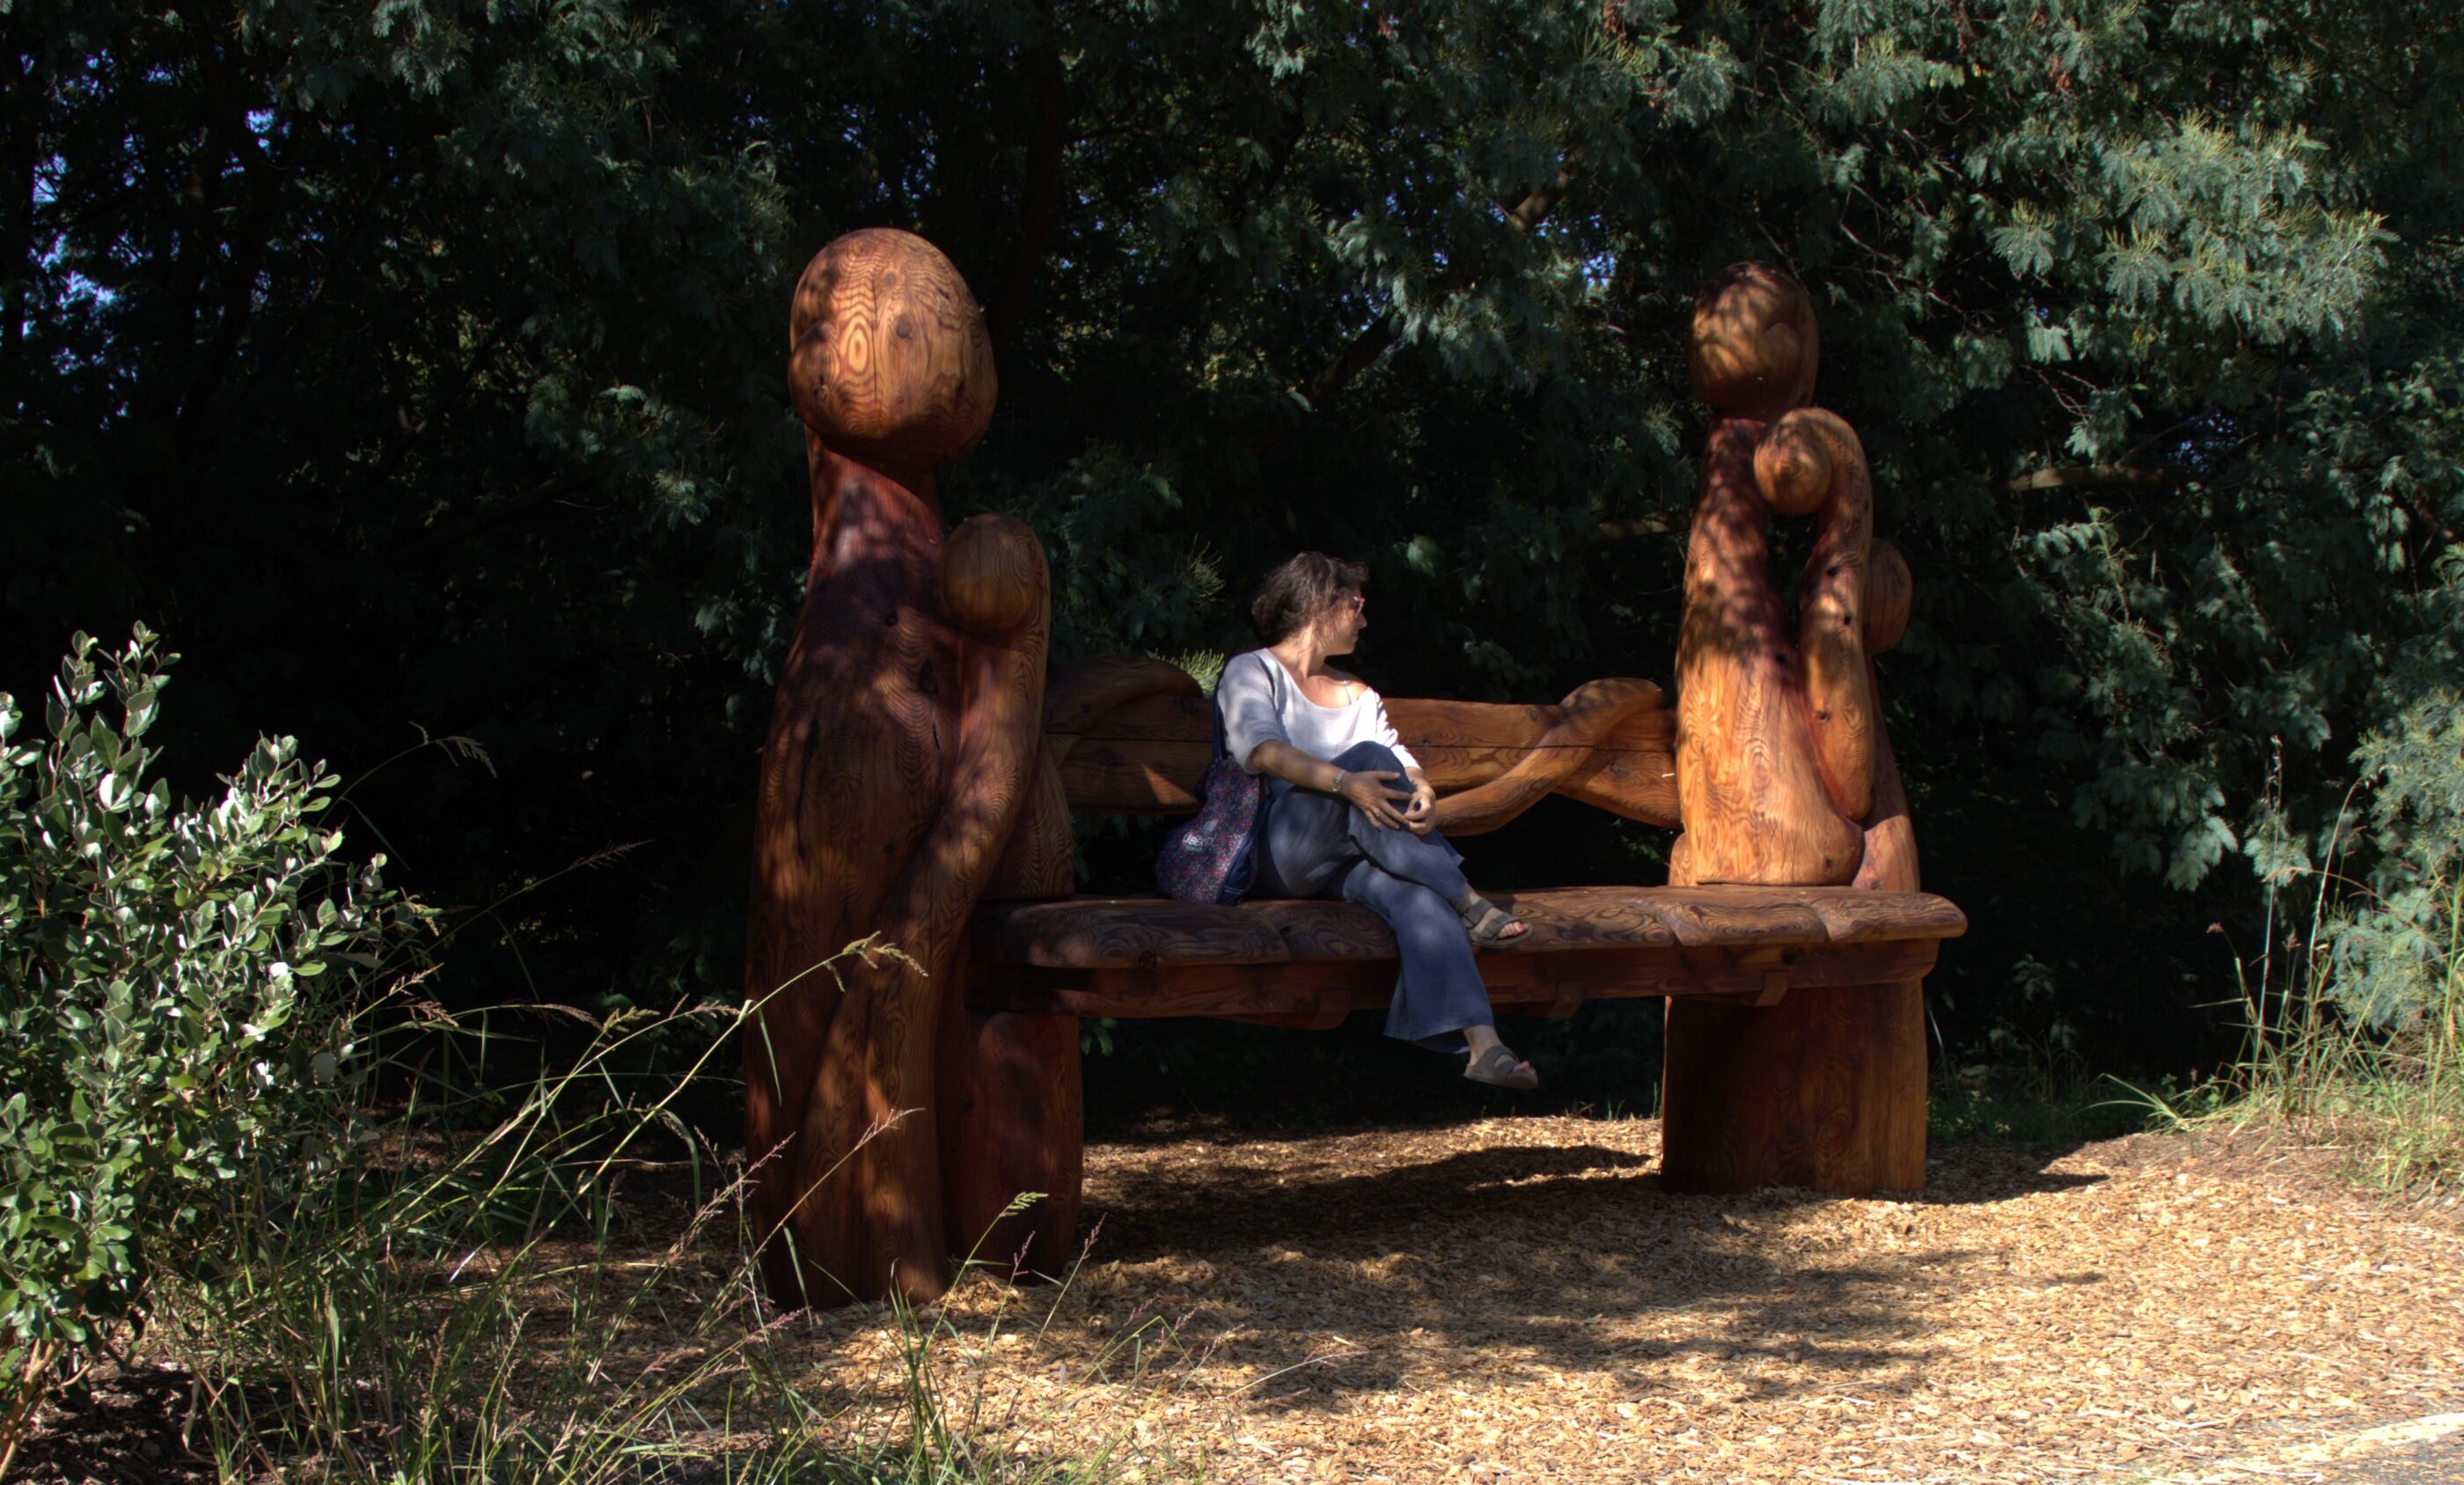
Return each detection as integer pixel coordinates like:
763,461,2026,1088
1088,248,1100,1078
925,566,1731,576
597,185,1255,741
1400,775,1437,835
1336,768,1412,830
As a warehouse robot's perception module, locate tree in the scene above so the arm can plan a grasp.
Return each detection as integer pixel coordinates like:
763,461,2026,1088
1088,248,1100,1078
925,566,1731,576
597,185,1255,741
6,0,2459,1064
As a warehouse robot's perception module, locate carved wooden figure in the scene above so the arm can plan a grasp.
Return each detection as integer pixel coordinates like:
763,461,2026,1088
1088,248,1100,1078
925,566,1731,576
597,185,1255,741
1661,262,1930,1195
745,228,1041,1306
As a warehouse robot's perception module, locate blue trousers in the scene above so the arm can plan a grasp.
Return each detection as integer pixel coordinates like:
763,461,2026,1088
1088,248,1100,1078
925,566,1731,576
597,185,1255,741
1252,742,1492,1052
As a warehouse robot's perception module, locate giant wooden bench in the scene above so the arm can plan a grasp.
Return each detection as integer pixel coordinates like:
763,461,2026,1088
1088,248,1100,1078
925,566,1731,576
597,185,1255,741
745,232,1961,1307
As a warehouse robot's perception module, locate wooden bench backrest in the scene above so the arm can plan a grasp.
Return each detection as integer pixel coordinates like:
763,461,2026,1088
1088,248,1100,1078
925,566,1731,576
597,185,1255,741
1039,655,1680,834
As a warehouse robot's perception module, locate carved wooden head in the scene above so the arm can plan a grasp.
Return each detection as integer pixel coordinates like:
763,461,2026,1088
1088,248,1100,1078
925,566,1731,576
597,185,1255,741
1690,261,1819,419
942,512,1048,636
789,229,998,470
1752,408,1837,516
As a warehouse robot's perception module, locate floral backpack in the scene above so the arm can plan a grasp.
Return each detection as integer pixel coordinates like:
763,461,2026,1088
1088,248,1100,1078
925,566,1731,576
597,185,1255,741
1155,707,1265,905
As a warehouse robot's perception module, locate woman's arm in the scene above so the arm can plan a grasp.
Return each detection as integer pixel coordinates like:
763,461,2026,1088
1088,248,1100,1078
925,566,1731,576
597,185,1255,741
1244,738,1412,830
1363,687,1437,834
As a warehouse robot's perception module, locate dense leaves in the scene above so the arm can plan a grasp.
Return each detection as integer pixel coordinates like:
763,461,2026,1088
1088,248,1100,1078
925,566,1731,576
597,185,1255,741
5,0,2460,1054
0,629,413,1441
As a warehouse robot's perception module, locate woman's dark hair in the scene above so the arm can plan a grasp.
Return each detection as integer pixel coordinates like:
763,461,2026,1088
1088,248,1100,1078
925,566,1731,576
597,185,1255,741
1250,551,1368,643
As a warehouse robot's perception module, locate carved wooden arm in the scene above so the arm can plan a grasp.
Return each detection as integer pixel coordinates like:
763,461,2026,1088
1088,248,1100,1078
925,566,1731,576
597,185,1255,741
1671,261,1920,888
1038,656,1677,834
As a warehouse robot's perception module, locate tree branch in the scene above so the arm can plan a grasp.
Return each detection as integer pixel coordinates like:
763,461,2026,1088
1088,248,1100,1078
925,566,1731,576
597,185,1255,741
2007,464,2173,493
1595,512,1680,541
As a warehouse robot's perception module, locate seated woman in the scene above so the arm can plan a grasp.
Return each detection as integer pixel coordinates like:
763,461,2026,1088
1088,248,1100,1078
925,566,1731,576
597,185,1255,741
1215,552,1537,1089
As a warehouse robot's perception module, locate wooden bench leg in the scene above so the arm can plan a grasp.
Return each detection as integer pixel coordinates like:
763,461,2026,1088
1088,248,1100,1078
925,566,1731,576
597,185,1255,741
1660,981,1925,1194
937,1010,1083,1280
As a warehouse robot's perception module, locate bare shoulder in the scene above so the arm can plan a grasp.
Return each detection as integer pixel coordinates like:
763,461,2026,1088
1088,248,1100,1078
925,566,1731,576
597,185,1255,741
1328,668,1376,700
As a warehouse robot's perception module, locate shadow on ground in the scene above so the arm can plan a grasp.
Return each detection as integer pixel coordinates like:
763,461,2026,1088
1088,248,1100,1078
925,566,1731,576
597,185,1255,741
1029,1120,2112,1410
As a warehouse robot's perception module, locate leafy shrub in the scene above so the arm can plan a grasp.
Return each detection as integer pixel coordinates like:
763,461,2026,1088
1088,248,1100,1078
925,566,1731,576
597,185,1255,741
2325,683,2464,1027
0,627,416,1469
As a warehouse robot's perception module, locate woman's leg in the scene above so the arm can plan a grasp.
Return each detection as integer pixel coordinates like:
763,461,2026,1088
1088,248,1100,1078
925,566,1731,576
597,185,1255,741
1254,750,1535,1082
1319,742,1472,901
1251,783,1355,900
1322,742,1528,942
1338,860,1501,1056
1255,741,1464,897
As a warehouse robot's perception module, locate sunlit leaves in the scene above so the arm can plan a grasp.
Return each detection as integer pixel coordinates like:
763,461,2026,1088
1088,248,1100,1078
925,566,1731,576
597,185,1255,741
0,630,417,1390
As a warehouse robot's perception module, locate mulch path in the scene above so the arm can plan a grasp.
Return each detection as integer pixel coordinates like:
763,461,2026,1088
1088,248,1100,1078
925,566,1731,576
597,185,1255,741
795,1118,2464,1482
18,1119,2461,1482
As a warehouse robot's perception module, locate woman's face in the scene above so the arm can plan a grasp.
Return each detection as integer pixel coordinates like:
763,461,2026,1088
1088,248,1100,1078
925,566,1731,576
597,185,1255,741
1319,588,1368,657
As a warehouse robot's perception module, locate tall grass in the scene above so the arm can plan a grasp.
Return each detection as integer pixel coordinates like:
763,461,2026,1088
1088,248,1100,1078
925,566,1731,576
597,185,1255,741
130,962,1182,1483
2209,871,2464,1201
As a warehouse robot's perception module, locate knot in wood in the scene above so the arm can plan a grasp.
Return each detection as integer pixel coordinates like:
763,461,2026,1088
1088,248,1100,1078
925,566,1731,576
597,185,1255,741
1690,261,1818,418
788,229,997,470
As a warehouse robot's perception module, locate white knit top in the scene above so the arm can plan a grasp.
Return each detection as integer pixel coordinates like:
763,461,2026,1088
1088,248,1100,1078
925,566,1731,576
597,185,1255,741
1214,649,1421,778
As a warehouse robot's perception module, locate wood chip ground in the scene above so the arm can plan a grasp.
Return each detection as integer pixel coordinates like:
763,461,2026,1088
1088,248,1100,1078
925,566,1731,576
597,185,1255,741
794,1119,2464,1482
17,1120,2460,1482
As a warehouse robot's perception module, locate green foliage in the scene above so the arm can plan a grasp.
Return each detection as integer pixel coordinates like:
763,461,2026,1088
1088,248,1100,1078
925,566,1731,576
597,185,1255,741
1927,1070,2198,1147
2196,861,2462,1199
0,628,414,1460
7,0,2464,1074
2331,697,2464,1026
2268,673,2464,1030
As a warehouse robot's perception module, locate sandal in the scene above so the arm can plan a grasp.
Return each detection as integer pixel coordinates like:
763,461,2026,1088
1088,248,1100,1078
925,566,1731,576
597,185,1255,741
1465,1043,1539,1091
1456,892,1529,946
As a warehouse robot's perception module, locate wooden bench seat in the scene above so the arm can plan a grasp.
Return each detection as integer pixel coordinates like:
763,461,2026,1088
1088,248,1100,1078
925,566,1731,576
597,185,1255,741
970,886,1964,1023
910,648,1965,1279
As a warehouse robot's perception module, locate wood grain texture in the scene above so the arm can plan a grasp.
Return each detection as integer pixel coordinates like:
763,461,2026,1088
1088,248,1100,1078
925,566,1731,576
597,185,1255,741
1671,415,1864,886
936,1004,1082,1282
1550,714,1682,827
789,229,996,472
1843,662,1929,1190
1629,888,1830,946
983,898,1292,968
1050,682,1679,827
1243,887,1696,959
1426,679,1667,835
982,741,1074,900
1662,262,1933,1199
1661,981,1926,1192
972,886,1960,970
1235,898,1396,959
745,437,954,1307
944,512,1046,635
1767,408,1878,824
748,231,1042,1310
1043,655,1200,753
1864,540,1912,655
1689,261,1820,420
1852,669,1920,898
1385,693,1674,827
811,512,1048,1303
977,938,1945,1019
1052,688,1214,811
